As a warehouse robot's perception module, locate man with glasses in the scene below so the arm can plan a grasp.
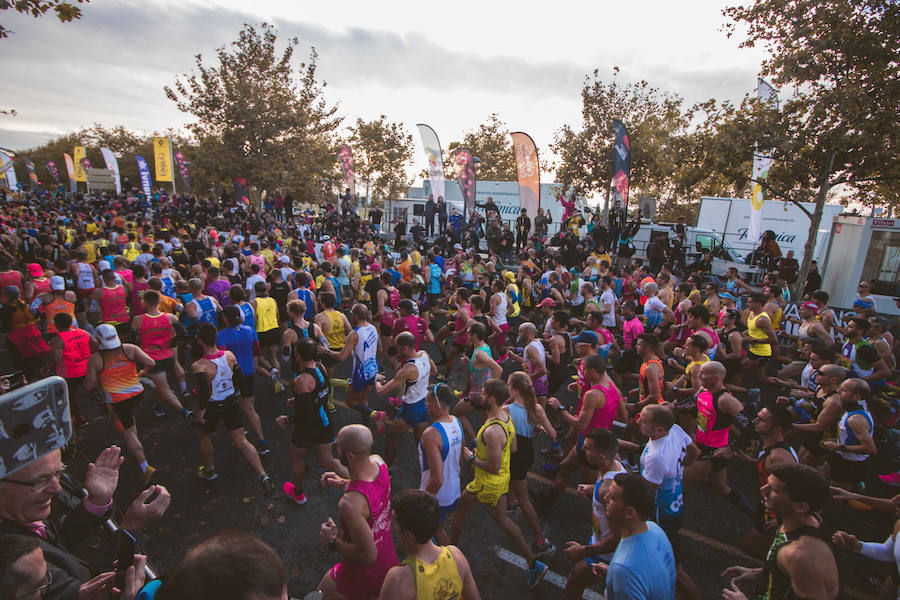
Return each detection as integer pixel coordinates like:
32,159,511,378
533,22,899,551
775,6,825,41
0,446,170,600
0,533,147,600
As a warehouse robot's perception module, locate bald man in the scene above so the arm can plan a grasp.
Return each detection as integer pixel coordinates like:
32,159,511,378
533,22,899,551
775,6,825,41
683,361,755,519
508,322,549,400
317,425,399,600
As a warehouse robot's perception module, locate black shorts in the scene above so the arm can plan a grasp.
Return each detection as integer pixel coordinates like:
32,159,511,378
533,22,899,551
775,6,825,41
696,442,730,471
149,355,175,375
510,436,534,481
721,358,742,379
198,397,243,433
746,351,770,364
827,454,868,485
292,421,335,449
111,393,143,429
258,328,280,347
238,372,254,398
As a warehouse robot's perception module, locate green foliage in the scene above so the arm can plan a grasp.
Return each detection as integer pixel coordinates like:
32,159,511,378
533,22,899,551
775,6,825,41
165,23,341,202
0,0,88,39
722,0,900,292
348,115,414,200
445,113,518,181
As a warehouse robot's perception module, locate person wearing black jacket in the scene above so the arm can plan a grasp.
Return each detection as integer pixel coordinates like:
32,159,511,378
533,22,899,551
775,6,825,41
0,445,170,600
437,196,448,234
515,208,531,252
425,195,437,237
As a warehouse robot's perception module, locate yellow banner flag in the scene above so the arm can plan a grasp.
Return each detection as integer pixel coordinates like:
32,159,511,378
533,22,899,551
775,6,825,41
153,137,173,182
73,146,86,182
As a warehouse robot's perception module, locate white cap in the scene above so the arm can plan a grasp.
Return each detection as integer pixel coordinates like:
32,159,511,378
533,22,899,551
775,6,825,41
322,235,330,241
279,255,290,264
50,276,65,291
98,260,111,271
95,324,122,350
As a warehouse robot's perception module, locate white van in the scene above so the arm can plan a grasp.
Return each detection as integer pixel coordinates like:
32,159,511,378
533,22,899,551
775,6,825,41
630,223,763,282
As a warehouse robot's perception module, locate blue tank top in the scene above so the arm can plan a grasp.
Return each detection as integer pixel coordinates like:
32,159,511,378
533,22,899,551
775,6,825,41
295,287,314,320
328,276,341,305
193,297,217,326
160,276,174,298
428,264,442,295
508,402,536,438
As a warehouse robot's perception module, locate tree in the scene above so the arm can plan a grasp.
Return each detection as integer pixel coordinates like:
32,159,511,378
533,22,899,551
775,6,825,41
1,0,88,38
348,115,414,201
552,69,707,214
445,113,518,181
165,23,341,202
722,0,900,295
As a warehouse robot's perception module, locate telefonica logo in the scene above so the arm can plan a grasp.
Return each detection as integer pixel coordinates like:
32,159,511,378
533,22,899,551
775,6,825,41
736,227,797,244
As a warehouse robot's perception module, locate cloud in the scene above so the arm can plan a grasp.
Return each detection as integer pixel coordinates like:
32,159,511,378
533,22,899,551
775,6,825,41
0,0,757,153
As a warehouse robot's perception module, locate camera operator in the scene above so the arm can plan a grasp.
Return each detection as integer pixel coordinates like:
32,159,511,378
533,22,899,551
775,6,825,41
0,445,170,600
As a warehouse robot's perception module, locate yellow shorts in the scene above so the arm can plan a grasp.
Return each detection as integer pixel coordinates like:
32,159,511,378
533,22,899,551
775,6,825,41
465,479,508,508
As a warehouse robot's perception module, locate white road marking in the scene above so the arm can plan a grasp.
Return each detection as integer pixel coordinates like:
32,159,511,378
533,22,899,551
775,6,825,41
493,545,604,600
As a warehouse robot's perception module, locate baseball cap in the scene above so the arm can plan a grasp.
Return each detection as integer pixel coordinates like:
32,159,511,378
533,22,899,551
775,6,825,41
573,330,599,346
98,260,111,271
453,243,463,250
503,271,515,282
279,255,291,264
50,276,65,291
719,291,738,302
538,298,556,308
27,263,43,277
370,263,382,273
95,324,122,350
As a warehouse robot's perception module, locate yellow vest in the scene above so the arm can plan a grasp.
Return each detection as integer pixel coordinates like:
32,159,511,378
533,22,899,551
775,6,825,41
471,414,514,495
255,296,278,333
323,309,345,350
401,546,463,600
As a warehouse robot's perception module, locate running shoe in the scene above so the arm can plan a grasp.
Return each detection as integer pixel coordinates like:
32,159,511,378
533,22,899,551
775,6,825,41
283,481,308,505
259,474,275,497
372,410,389,434
183,409,196,427
387,396,403,409
196,466,218,481
532,539,556,559
153,403,166,417
141,465,157,487
256,440,271,456
879,471,900,487
540,445,564,460
271,372,285,394
526,561,549,589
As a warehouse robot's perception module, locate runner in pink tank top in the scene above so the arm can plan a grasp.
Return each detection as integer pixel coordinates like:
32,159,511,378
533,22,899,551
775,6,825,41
328,456,398,599
99,284,129,324
139,312,175,360
588,382,621,431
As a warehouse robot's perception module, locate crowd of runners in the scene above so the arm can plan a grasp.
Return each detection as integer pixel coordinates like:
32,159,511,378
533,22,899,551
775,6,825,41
1,187,900,600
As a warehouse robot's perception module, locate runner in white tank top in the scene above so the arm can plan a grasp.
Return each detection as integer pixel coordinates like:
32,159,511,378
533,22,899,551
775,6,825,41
492,291,508,327
419,417,463,508
209,352,236,401
403,351,431,405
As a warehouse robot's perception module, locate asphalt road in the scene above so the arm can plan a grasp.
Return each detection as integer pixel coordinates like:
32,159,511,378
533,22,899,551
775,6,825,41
58,330,896,600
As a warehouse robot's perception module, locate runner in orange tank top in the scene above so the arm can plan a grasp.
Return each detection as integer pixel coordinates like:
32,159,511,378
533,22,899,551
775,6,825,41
39,278,77,334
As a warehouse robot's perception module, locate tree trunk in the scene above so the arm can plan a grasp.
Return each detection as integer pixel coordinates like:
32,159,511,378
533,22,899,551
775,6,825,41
793,150,836,299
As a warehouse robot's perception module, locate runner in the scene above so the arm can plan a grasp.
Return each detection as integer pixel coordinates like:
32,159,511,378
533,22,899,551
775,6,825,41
189,323,274,495
217,305,268,454
317,424,399,600
276,338,349,505
377,489,481,600
375,331,436,467
251,281,283,393
48,313,94,427
452,322,503,442
417,383,464,545
449,378,550,590
131,290,193,424
84,324,157,485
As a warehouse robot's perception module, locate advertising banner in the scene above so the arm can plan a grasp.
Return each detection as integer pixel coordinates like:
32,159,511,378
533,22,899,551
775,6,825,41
153,137,174,182
338,145,355,193
452,148,476,219
510,132,540,235
611,119,631,208
73,145,86,182
416,124,445,201
134,155,152,196
99,147,122,194
173,150,191,194
63,153,76,192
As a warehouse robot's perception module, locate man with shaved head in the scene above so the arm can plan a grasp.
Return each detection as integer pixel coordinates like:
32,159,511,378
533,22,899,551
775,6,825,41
507,321,549,401
683,361,755,519
317,424,398,600
793,363,845,467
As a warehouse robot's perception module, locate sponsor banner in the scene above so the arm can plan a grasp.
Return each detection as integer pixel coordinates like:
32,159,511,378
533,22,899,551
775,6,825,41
45,161,61,185
63,153,76,192
338,145,355,193
153,137,174,182
510,131,540,235
612,119,630,207
134,155,152,196
234,177,251,206
748,77,779,244
173,150,191,194
416,124,445,201
0,152,17,190
452,147,476,219
23,156,40,188
73,145,86,182
99,147,122,194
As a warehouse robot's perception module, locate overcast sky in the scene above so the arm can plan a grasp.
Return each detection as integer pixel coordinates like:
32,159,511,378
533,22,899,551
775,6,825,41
0,0,767,180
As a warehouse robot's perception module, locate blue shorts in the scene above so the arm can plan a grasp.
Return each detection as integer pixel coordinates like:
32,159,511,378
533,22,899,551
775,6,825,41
438,499,459,524
351,374,375,393
398,397,429,428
